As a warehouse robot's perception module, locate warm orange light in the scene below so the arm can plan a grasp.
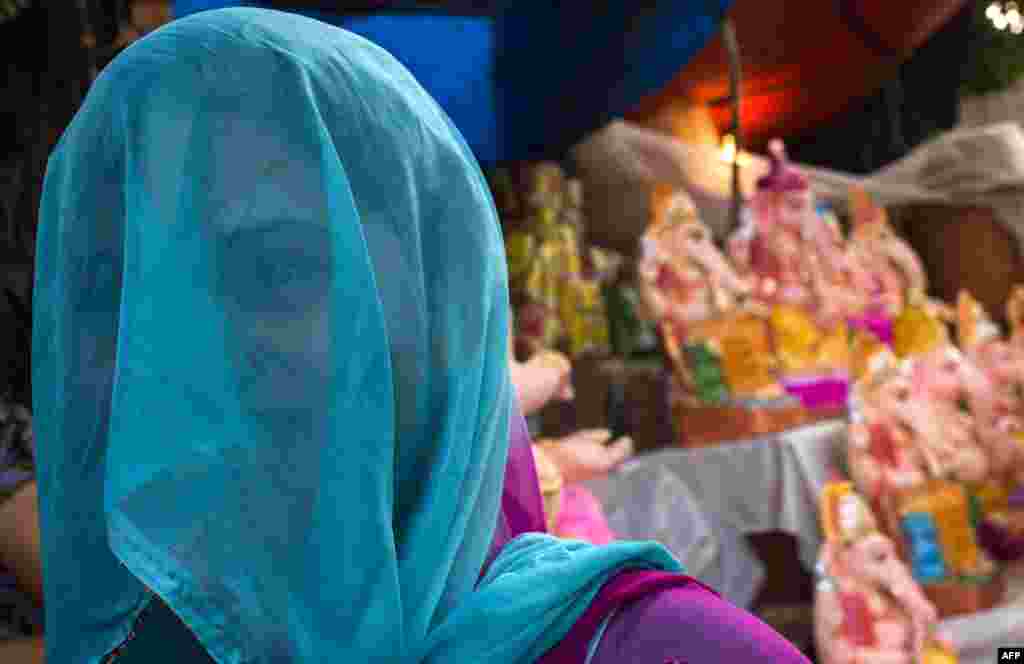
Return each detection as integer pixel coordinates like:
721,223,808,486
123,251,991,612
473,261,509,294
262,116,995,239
718,134,751,167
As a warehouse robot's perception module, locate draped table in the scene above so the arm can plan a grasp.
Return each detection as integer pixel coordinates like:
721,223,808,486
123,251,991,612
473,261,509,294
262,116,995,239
619,420,847,570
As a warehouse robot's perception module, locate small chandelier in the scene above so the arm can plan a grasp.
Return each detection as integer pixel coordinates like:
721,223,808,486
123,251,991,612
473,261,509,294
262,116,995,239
987,1,1024,33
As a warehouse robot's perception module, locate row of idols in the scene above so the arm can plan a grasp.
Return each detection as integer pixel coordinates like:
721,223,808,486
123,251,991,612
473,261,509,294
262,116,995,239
488,163,623,359
637,139,937,412
819,353,1024,663
833,288,1024,622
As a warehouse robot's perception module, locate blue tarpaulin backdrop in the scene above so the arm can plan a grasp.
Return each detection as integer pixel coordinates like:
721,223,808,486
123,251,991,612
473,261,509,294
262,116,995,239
173,2,732,165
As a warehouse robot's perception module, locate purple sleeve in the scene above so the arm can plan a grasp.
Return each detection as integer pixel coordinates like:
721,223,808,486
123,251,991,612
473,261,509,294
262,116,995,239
589,584,811,664
482,398,547,577
499,403,547,537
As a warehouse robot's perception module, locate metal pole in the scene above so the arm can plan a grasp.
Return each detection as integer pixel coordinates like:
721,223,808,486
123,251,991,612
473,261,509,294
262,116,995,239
721,17,743,233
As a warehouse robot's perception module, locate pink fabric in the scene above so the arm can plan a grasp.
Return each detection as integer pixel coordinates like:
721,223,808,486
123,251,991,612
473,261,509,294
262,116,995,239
555,485,617,545
782,376,850,410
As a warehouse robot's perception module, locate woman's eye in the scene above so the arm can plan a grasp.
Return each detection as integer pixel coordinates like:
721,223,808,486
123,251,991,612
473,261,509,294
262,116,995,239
220,225,332,314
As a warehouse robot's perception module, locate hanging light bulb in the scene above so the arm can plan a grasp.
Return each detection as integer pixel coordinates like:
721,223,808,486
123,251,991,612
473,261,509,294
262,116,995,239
717,133,751,167
988,1,1003,19
719,133,738,164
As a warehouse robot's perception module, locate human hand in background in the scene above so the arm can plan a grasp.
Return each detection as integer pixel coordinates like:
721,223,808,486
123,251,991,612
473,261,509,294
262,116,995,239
540,429,633,485
530,350,574,401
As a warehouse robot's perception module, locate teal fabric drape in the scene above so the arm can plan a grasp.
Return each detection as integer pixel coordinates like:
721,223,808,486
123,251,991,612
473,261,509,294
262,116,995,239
33,9,680,663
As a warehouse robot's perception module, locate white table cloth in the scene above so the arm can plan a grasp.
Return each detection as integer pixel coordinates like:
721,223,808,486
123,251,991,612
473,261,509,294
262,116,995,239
624,420,847,570
585,462,766,608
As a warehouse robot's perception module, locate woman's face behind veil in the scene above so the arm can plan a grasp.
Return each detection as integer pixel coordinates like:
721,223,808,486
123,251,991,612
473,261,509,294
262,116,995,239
208,113,334,419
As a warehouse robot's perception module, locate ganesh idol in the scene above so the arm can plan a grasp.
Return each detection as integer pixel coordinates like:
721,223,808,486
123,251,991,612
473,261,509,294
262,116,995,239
847,350,1002,614
886,291,1024,562
638,186,786,404
814,481,958,664
638,185,754,339
847,351,945,511
846,187,929,321
884,303,990,490
727,139,825,311
954,292,1024,559
955,291,1024,485
1008,285,1024,351
727,140,852,388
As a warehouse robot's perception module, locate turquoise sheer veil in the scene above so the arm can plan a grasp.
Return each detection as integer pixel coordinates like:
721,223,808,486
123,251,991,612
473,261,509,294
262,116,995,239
33,8,680,663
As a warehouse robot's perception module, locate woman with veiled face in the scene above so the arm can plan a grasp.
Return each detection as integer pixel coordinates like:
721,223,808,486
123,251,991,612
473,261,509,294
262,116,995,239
33,9,808,663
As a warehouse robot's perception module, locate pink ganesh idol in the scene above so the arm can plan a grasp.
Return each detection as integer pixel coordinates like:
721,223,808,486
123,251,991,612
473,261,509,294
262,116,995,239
638,186,787,408
1007,286,1024,351
905,350,990,487
846,187,928,321
955,292,1024,486
807,207,873,330
848,350,989,535
891,306,990,490
848,352,941,510
638,185,754,340
728,139,823,311
954,292,1024,559
849,348,1003,612
815,482,958,664
726,141,852,398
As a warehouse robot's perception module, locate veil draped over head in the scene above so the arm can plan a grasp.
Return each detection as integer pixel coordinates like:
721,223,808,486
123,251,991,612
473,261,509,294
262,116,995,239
33,8,679,664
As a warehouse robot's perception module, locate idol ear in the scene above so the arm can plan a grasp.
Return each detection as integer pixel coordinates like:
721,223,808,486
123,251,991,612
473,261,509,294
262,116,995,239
648,183,679,230
847,186,875,232
820,481,856,543
1008,286,1024,335
956,290,982,350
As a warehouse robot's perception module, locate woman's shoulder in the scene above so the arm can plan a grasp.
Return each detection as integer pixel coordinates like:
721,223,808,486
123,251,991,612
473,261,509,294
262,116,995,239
594,581,811,664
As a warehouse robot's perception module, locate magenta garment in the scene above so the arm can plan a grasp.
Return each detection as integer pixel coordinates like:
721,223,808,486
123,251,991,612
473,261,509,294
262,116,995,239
484,406,547,567
494,402,812,664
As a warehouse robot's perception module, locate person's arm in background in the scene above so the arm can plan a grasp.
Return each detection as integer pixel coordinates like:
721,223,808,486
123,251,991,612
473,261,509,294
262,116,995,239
0,481,42,604
508,348,633,484
0,481,44,662
509,350,574,416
